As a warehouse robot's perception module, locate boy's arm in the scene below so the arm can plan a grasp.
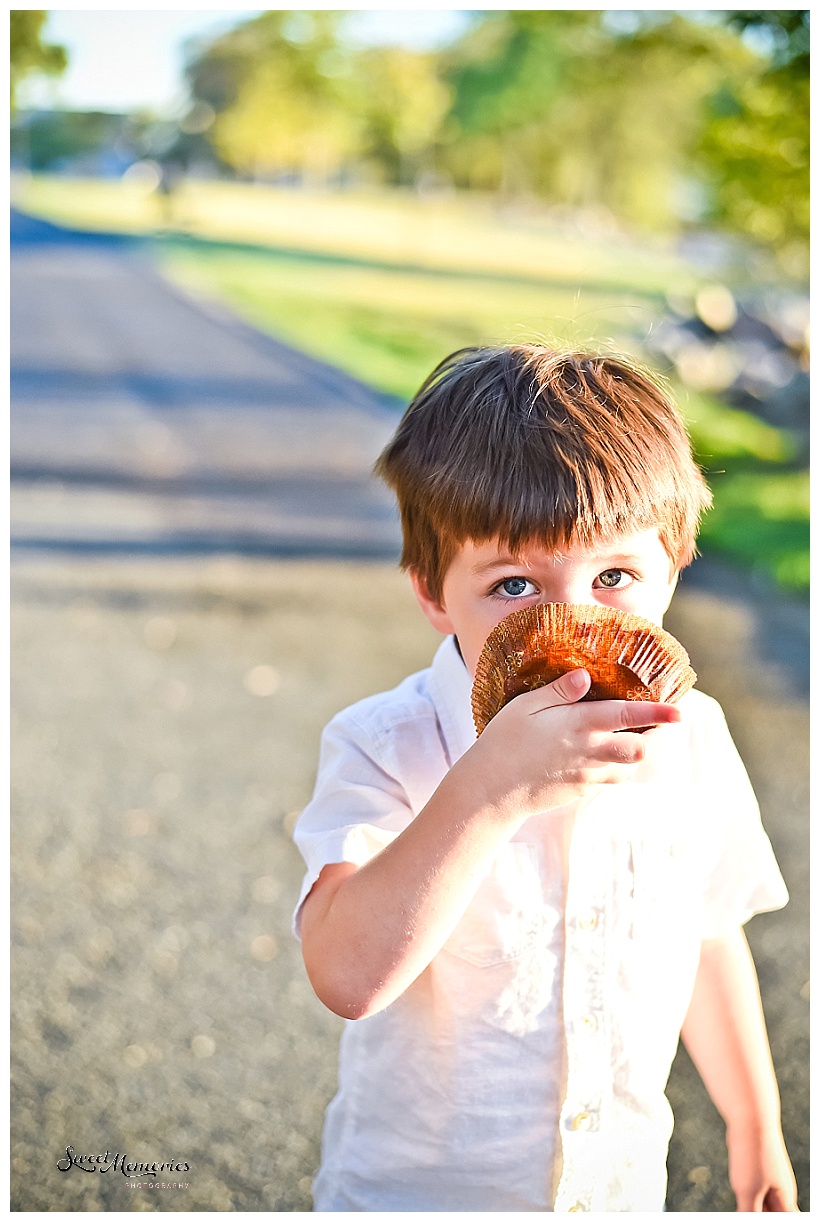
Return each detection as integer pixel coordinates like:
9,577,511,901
680,928,798,1212
300,670,680,1020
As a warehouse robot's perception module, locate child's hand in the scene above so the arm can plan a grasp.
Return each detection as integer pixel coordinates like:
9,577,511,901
727,1123,799,1211
467,667,682,819
301,667,682,1020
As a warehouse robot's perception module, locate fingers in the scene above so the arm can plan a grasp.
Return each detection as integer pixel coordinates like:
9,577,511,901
495,677,682,789
517,669,592,709
577,698,682,734
520,677,681,733
597,732,646,767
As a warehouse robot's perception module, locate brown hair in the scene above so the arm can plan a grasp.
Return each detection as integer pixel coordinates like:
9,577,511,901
374,344,712,601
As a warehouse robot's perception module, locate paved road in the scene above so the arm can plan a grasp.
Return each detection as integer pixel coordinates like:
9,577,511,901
10,211,808,1211
11,209,401,560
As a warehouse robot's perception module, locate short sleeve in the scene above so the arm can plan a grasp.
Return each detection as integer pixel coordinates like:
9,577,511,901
692,696,789,938
291,710,415,936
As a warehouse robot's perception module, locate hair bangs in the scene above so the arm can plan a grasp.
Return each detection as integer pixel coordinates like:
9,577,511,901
377,345,712,602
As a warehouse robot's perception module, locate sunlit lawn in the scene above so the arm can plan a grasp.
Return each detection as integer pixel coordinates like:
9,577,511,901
12,174,697,295
697,468,810,591
159,242,666,401
13,175,808,593
158,247,810,597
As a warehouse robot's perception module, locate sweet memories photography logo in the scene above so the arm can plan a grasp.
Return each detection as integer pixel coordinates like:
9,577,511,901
57,1145,190,1184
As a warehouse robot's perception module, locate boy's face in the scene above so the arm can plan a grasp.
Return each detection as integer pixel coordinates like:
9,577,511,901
411,529,679,678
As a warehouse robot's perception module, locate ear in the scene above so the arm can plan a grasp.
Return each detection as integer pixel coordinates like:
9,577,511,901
409,569,455,636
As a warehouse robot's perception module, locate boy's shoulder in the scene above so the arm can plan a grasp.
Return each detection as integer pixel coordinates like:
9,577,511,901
678,686,729,734
331,664,439,742
324,637,473,766
678,686,724,720
676,687,745,773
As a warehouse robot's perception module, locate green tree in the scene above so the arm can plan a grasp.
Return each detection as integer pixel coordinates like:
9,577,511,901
440,11,753,232
698,11,808,271
10,10,67,111
183,8,808,265
186,11,360,184
187,14,453,189
543,14,753,233
440,10,594,194
354,46,451,186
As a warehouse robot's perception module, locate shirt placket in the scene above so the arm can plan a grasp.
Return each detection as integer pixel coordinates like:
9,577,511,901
553,805,613,1213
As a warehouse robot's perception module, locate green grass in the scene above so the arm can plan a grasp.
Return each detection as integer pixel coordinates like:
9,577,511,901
697,469,810,592
11,173,697,295
158,244,808,594
159,242,664,401
681,389,794,465
14,174,808,593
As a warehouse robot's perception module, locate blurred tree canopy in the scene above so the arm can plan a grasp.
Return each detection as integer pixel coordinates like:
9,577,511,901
698,11,808,263
184,8,808,270
439,12,749,229
10,10,67,112
185,10,449,188
187,12,360,184
353,46,451,188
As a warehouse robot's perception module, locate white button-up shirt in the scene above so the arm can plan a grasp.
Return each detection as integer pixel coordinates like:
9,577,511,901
293,637,788,1212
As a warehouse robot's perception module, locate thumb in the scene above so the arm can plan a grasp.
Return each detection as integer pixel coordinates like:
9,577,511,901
735,1187,766,1212
521,668,591,709
762,1185,796,1211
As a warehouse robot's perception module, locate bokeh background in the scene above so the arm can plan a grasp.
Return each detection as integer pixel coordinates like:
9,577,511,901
10,9,809,1212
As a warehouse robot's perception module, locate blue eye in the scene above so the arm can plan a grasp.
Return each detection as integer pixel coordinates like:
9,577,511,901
499,577,534,598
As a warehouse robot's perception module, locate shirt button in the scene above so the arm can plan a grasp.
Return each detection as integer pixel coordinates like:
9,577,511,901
568,1203,588,1212
580,1013,598,1032
571,1110,594,1131
577,912,598,931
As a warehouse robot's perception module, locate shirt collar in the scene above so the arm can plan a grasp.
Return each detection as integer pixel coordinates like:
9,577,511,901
426,636,477,766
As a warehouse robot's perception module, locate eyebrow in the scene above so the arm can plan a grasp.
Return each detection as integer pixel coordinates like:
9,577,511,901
471,555,526,575
471,552,648,576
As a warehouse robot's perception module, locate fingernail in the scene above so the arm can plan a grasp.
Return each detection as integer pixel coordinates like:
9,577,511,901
570,669,588,690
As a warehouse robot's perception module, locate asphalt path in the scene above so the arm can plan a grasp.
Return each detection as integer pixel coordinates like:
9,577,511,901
10,211,809,1212
11,209,402,560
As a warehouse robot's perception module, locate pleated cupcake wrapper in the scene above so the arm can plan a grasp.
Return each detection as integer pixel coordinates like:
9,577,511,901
471,602,696,735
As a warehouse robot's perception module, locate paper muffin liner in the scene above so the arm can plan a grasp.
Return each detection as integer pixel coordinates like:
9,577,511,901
471,602,696,735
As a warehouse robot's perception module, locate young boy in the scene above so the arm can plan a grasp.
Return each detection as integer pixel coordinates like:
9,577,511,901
292,346,797,1212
